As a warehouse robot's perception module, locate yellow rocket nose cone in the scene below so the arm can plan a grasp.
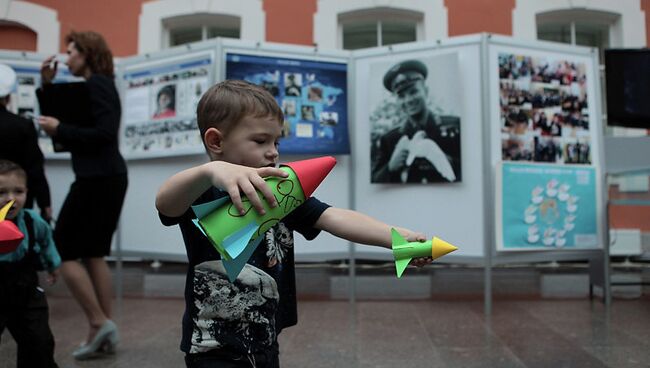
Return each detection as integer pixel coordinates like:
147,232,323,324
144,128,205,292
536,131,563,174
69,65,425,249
431,237,458,260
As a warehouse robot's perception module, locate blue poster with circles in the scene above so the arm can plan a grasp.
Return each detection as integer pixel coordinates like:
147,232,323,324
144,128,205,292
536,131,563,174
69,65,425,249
498,162,599,251
225,52,349,154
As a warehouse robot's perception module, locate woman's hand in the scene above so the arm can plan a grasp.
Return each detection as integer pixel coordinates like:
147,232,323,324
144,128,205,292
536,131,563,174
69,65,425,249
40,55,58,85
38,116,60,136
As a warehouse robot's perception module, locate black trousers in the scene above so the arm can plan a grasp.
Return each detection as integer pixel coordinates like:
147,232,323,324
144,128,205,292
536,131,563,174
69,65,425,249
185,341,280,368
0,264,58,368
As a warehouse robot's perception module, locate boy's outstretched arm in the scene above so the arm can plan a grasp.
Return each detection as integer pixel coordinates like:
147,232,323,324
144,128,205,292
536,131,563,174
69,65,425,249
315,208,432,266
314,207,425,248
156,161,287,217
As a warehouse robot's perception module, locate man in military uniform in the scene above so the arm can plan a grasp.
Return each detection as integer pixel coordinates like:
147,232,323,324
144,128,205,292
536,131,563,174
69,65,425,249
371,59,461,183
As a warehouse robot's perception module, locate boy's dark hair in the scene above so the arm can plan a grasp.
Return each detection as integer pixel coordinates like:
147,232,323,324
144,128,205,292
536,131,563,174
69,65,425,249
65,31,114,77
0,159,27,181
197,80,284,136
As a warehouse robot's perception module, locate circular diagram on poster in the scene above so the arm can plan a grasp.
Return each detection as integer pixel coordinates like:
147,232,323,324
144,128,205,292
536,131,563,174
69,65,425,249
524,178,579,248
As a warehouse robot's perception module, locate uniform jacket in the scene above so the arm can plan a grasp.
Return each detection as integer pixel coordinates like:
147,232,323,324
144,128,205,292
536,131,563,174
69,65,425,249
372,110,461,183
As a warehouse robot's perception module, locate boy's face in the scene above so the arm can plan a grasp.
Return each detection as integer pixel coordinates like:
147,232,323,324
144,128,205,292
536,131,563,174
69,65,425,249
0,172,27,220
218,115,282,168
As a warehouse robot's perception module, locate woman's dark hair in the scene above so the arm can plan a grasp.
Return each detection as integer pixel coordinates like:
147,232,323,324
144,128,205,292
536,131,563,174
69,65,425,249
65,31,114,77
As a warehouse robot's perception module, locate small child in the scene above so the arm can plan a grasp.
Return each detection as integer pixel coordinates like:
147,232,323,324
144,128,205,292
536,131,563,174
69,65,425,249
156,80,431,368
0,159,61,367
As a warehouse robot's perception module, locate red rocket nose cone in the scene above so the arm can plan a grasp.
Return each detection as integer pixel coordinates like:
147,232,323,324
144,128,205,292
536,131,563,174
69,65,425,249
0,221,24,254
283,156,336,198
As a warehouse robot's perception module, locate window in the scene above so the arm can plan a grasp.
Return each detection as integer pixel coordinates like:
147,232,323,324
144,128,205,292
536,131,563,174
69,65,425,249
537,13,613,61
536,10,618,131
164,14,240,48
339,9,421,50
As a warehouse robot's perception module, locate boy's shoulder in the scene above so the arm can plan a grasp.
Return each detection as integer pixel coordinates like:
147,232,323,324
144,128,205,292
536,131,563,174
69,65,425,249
22,209,49,229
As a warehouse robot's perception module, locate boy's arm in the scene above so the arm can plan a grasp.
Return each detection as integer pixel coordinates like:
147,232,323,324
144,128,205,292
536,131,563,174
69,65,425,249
314,207,425,248
156,161,288,217
32,212,61,274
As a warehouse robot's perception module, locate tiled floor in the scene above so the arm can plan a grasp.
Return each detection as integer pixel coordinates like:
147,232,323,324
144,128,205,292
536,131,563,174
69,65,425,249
1,264,649,367
2,298,650,367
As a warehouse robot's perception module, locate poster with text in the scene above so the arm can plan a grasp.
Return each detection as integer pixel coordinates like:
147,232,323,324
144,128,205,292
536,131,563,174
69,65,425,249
497,162,599,251
121,53,212,158
225,52,349,154
499,53,592,165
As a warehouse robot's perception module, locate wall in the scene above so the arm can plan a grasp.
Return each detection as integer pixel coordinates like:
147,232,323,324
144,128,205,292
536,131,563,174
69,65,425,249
27,0,148,56
0,25,36,51
264,0,316,45
445,0,515,36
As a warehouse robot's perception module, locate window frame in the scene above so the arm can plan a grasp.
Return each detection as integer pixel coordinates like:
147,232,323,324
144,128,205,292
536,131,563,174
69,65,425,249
338,8,423,50
162,13,241,48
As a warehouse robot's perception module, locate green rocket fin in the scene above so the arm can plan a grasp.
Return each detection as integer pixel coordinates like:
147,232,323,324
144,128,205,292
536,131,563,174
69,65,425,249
395,258,411,278
391,228,407,246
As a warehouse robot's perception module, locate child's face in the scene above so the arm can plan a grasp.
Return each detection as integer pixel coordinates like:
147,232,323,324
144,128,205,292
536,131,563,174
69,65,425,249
158,93,172,109
0,173,27,220
218,115,282,168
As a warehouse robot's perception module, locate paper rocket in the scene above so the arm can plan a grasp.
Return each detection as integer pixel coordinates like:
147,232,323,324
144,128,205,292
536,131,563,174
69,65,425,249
192,156,336,281
0,200,24,254
391,228,457,278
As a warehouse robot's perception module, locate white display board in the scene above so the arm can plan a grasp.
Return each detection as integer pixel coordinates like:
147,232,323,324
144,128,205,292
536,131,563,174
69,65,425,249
487,35,606,262
23,35,607,267
115,40,353,260
352,36,486,259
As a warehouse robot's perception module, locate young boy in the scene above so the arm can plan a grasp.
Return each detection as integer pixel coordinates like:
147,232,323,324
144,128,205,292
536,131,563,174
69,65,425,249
0,159,61,368
156,80,431,368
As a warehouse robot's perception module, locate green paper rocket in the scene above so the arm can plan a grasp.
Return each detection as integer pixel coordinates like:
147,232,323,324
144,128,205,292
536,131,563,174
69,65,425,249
391,228,458,278
192,156,336,281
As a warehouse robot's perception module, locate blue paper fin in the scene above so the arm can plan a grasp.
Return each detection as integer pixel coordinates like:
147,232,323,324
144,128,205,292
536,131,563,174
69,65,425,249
222,236,264,282
223,222,259,259
191,196,230,219
191,219,207,236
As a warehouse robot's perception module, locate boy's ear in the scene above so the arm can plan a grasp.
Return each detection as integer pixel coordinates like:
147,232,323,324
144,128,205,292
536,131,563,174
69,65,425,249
203,127,225,155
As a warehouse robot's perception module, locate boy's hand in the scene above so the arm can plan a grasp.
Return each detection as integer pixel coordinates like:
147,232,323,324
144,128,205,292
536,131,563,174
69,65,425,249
393,227,432,267
46,269,59,285
410,257,433,267
206,161,288,216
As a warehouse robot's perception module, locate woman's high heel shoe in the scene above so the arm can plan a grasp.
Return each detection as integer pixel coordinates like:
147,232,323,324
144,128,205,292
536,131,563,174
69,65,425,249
72,319,119,360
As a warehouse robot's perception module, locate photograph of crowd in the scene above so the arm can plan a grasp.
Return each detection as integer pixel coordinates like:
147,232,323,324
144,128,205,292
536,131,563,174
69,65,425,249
499,53,591,164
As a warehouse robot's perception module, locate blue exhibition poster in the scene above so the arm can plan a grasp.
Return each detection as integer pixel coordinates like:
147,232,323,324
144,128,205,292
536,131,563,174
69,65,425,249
499,162,599,251
226,53,349,154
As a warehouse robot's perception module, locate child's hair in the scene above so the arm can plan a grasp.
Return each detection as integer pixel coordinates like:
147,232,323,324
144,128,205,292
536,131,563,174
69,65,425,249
0,159,26,182
196,80,284,136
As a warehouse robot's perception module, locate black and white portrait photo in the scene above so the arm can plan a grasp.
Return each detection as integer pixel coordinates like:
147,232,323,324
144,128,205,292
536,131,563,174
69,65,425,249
369,54,462,184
